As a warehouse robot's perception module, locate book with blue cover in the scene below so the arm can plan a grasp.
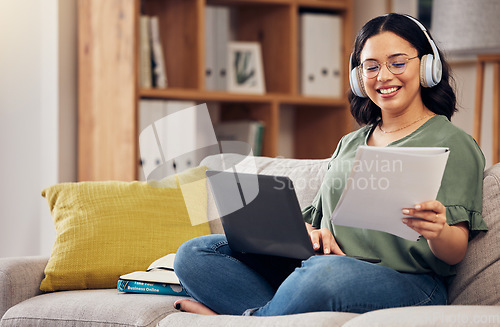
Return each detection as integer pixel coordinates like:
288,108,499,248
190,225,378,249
117,253,187,296
117,280,187,296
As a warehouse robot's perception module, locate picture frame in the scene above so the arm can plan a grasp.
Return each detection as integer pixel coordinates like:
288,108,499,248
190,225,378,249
227,42,266,94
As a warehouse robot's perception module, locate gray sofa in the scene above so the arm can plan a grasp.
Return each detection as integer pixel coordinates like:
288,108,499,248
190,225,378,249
1,155,499,326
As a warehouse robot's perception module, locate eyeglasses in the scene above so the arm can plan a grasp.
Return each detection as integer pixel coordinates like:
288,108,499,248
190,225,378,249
360,55,419,79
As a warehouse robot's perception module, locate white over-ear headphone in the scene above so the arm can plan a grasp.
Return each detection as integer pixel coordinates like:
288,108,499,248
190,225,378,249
349,14,442,98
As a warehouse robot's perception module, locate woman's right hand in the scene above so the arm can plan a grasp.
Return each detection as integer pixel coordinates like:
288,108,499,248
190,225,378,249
309,228,346,256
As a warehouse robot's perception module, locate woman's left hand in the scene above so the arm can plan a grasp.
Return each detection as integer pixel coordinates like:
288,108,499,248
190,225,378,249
401,200,447,240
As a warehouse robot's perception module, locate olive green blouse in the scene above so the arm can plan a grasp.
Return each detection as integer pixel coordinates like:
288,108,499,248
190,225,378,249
302,115,488,277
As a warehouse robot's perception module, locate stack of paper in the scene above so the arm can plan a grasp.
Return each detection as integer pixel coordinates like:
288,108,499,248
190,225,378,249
331,146,450,241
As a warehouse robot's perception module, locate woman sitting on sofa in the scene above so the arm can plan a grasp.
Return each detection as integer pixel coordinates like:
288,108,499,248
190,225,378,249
173,13,488,315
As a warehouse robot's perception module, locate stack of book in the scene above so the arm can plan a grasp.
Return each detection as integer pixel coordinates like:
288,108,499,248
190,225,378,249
117,253,187,296
139,15,167,89
214,120,265,156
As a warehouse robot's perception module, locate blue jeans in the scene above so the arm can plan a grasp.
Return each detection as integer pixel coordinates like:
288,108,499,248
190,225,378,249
174,234,447,316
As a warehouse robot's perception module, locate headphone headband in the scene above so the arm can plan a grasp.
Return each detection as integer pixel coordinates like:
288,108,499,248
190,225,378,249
402,15,440,62
349,14,442,97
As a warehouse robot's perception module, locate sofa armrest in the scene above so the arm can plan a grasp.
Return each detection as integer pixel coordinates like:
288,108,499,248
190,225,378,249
0,256,48,318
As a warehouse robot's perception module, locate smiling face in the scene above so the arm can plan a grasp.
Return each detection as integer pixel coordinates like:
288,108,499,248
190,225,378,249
360,31,424,118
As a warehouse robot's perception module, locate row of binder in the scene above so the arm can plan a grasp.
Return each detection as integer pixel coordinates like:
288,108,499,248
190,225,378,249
205,6,232,91
299,12,343,98
204,8,343,97
138,100,209,181
138,100,266,181
138,9,343,97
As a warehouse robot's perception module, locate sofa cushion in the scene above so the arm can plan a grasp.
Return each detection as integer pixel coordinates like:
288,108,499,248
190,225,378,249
0,289,186,327
40,166,211,292
158,311,358,327
447,163,500,305
201,154,329,234
342,305,500,327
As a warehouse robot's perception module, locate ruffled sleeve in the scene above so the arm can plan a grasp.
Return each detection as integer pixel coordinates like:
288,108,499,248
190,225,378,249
446,205,488,239
302,201,323,228
436,127,488,239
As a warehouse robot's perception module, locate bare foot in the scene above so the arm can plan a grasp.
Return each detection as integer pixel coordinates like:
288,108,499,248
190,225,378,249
174,299,218,315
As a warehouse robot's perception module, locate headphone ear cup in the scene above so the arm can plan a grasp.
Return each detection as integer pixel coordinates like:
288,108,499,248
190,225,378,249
420,54,441,88
432,57,442,86
357,67,368,97
349,66,367,98
420,54,431,88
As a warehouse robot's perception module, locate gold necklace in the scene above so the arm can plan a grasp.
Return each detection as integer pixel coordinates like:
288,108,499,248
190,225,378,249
378,114,431,134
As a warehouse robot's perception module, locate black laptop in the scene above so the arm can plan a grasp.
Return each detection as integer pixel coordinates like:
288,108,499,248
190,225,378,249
206,170,315,260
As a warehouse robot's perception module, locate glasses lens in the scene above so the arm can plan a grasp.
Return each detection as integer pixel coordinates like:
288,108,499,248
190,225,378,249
388,56,408,75
361,60,379,78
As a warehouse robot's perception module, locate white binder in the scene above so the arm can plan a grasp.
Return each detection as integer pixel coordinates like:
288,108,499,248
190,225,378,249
138,101,218,181
204,6,217,90
300,13,342,97
162,101,198,175
215,7,230,91
138,100,166,181
204,6,230,91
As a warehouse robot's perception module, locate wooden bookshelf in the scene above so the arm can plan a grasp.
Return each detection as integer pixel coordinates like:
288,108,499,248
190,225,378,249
78,0,354,181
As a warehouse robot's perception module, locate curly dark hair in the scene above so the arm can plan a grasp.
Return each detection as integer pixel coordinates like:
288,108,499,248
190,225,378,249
348,13,457,126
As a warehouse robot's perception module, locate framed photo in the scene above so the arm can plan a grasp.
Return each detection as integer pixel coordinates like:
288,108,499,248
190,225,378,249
227,42,266,94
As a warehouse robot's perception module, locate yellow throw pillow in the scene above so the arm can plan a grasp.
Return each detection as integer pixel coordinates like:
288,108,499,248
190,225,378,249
40,166,211,292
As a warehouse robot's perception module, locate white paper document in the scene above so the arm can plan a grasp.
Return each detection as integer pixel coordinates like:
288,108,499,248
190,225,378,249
330,146,450,241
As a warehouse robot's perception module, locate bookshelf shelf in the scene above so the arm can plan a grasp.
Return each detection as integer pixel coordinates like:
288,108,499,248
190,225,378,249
209,0,350,10
140,88,347,106
78,0,354,181
296,0,350,10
